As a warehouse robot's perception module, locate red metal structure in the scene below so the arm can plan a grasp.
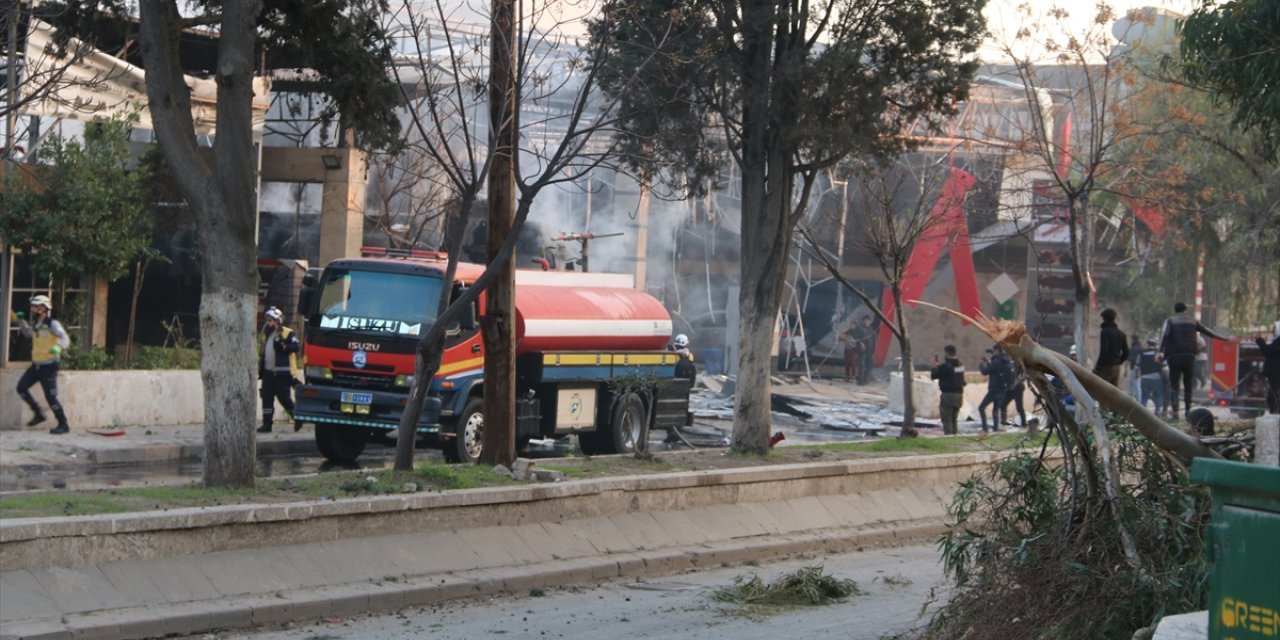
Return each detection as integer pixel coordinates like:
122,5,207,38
874,166,981,365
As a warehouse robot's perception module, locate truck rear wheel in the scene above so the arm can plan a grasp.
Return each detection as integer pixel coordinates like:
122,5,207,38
444,398,484,464
606,392,648,454
315,424,366,465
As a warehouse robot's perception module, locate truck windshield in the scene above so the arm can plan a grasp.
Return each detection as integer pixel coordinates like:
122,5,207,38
313,269,443,336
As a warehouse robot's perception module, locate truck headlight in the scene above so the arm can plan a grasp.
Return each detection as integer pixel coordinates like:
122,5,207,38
395,374,416,387
306,365,333,381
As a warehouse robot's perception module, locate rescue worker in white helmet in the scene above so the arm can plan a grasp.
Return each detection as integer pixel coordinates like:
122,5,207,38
10,294,72,433
258,306,301,433
671,334,696,379
666,333,696,445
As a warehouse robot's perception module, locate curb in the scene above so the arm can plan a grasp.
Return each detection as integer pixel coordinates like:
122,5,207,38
0,521,947,640
0,435,318,469
85,436,319,465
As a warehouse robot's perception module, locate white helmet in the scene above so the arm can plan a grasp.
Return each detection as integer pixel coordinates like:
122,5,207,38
265,306,283,322
673,334,689,348
29,294,52,311
1068,344,1078,356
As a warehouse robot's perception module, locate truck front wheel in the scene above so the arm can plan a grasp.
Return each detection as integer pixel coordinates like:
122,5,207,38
444,398,484,464
315,424,367,465
606,392,648,454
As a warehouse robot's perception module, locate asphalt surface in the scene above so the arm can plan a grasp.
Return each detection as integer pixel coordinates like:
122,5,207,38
208,542,948,640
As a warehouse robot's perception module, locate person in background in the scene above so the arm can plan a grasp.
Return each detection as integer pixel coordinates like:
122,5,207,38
258,306,300,433
1127,333,1144,398
666,334,697,444
930,345,966,436
839,320,858,382
852,315,877,385
1135,338,1165,415
1257,321,1280,414
978,345,1013,432
10,295,72,434
1194,334,1209,390
1001,357,1028,428
1093,308,1129,387
1159,302,1227,420
671,333,696,380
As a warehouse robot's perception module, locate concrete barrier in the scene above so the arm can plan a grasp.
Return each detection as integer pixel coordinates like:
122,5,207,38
0,451,1037,640
1,369,204,430
0,452,1003,572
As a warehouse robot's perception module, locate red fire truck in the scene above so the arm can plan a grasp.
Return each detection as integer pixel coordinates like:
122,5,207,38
1208,338,1266,417
293,247,691,464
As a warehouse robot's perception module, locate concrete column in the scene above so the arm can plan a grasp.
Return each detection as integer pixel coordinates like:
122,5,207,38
318,148,369,265
1257,414,1279,467
90,276,108,347
633,181,649,291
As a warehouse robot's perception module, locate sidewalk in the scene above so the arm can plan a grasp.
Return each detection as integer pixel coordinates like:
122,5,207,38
0,450,981,640
0,423,316,469
0,373,895,469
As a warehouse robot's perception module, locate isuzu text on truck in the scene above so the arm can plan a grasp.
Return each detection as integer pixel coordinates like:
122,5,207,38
292,247,692,464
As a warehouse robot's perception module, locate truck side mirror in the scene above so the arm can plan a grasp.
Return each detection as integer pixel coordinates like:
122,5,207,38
297,268,322,321
451,284,477,331
460,302,477,331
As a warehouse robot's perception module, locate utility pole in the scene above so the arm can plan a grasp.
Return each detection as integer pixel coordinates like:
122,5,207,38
479,0,517,466
2,0,23,367
552,231,623,273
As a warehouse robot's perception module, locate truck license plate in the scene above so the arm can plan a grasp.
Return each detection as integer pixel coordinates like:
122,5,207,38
341,392,373,405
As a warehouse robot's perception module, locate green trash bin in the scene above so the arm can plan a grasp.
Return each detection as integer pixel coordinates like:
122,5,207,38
1191,458,1280,639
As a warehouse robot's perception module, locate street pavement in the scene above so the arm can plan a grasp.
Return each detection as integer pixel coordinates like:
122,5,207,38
210,542,948,640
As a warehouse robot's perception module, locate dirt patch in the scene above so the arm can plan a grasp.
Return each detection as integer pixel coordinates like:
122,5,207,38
533,430,1036,477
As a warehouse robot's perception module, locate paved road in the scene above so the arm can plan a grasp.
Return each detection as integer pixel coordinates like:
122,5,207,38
211,542,948,640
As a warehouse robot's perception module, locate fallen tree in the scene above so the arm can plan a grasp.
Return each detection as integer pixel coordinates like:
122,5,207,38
925,312,1228,639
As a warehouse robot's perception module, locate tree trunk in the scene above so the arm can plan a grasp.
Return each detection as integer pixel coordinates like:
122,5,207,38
1068,195,1091,365
393,194,478,471
728,0,778,456
124,257,148,364
138,0,261,487
895,282,916,436
991,331,1222,462
479,0,517,467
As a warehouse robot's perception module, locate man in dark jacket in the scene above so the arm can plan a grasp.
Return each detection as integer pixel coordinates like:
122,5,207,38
1159,302,1227,419
930,345,966,435
1257,321,1280,414
978,345,1013,432
1094,308,1129,387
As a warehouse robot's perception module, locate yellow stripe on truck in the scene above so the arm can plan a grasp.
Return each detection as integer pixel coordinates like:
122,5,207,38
438,356,485,376
541,353,678,366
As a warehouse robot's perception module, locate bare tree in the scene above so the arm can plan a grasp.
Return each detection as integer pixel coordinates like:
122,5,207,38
3,4,123,144
365,147,452,249
386,0,664,469
800,157,966,437
991,4,1158,363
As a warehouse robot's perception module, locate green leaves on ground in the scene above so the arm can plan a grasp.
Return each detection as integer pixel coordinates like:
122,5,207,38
713,566,861,618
